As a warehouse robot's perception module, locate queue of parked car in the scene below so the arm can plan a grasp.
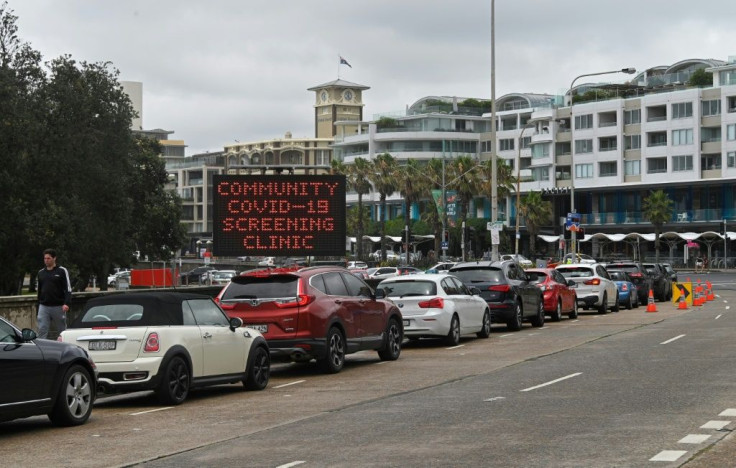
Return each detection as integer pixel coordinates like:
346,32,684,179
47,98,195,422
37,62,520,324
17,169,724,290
1,256,679,427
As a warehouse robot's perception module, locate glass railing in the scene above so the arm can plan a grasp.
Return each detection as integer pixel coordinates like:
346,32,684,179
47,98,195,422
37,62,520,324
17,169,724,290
579,209,725,225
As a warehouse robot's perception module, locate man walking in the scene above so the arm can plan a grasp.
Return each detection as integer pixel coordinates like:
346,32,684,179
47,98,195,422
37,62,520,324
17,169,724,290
37,248,72,339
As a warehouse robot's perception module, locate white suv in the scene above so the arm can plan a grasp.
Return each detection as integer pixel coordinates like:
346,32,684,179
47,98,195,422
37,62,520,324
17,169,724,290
555,263,618,314
60,292,270,405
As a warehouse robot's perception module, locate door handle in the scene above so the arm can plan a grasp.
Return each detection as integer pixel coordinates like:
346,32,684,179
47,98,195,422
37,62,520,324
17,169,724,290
203,332,212,339
334,299,343,304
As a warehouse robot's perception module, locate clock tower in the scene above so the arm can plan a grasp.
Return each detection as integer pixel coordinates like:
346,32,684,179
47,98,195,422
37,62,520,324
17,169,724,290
308,79,369,139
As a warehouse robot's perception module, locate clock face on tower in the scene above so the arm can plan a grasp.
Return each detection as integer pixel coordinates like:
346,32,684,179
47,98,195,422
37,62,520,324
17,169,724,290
321,91,328,102
344,90,353,101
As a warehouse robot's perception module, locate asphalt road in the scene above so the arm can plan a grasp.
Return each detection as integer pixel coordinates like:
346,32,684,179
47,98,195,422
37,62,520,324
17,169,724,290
3,272,736,468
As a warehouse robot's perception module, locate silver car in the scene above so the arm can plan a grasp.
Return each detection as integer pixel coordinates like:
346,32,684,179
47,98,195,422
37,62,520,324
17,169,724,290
555,263,619,314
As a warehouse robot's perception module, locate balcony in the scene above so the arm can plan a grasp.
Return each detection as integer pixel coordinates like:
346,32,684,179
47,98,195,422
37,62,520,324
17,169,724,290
577,209,725,226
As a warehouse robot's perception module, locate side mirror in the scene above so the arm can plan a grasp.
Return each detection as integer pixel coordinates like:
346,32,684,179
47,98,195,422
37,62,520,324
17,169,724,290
375,288,386,299
470,287,481,296
567,280,576,287
229,317,243,331
21,328,37,341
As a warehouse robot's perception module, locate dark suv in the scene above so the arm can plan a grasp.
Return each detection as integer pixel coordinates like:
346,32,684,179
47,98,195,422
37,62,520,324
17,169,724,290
449,260,544,331
215,266,402,373
642,263,673,301
604,262,652,304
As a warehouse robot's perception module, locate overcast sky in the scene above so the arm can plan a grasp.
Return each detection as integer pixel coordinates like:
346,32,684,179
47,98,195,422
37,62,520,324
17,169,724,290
8,0,736,155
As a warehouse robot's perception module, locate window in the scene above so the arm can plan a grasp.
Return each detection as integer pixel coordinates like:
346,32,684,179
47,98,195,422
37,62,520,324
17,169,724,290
575,163,594,179
315,150,330,165
671,102,693,119
574,114,593,130
624,160,641,176
531,143,550,158
624,109,641,124
599,161,617,177
702,154,721,170
702,99,721,116
599,136,617,152
672,129,693,146
672,155,693,172
647,132,667,147
647,157,667,174
520,136,531,149
624,135,641,150
499,138,514,151
728,124,736,141
187,299,230,326
728,151,736,168
575,139,593,154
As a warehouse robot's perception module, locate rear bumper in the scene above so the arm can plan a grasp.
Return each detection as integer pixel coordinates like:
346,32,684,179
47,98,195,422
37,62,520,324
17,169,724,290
577,295,601,307
267,339,327,362
485,300,516,323
95,357,164,393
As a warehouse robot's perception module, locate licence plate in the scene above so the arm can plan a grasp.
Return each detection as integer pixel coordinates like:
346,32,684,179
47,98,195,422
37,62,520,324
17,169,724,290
250,324,268,333
89,340,116,351
403,320,410,327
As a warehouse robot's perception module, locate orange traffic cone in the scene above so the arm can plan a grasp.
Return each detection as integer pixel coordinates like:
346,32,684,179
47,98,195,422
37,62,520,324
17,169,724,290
706,281,715,301
693,284,702,307
646,289,657,312
678,287,688,310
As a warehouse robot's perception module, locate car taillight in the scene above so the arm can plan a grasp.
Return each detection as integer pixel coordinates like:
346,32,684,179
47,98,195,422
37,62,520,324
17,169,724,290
275,278,315,308
489,284,511,292
144,332,160,352
621,284,629,291
418,297,444,308
584,278,600,285
629,272,642,277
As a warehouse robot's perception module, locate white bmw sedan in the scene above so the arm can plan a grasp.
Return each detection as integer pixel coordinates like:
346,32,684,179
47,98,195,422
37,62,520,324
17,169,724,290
377,274,491,346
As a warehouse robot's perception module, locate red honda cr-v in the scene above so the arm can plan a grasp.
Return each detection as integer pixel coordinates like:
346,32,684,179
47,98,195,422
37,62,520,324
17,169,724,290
215,266,402,373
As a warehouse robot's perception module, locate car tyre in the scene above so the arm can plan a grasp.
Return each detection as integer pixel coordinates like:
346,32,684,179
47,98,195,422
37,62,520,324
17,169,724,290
156,355,190,405
476,309,491,338
568,299,578,319
444,314,461,346
507,301,523,331
530,297,545,327
318,327,345,374
627,294,633,310
378,317,402,361
598,293,609,314
244,345,270,391
552,300,563,322
612,292,620,312
48,364,94,426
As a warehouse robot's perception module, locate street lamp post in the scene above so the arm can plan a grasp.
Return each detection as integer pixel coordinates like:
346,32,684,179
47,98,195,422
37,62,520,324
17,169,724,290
567,67,636,256
515,121,538,256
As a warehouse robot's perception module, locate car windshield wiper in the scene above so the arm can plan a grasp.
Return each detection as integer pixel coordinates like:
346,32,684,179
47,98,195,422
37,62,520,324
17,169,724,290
399,293,424,298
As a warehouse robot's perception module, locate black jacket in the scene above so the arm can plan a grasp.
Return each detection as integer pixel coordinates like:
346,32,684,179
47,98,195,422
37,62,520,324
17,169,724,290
37,266,72,307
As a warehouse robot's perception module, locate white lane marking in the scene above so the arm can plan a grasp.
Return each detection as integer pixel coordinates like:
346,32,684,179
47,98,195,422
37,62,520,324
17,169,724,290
277,462,306,468
499,334,513,338
650,450,687,462
130,407,174,416
273,380,306,389
715,314,722,320
520,372,582,392
701,420,731,430
660,334,686,345
571,319,579,322
719,409,736,417
375,361,388,364
679,434,711,444
483,396,506,402
726,306,731,310
446,344,465,350
528,333,540,336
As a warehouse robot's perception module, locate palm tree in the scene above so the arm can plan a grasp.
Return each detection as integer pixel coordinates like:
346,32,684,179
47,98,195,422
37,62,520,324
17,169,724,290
478,158,516,221
371,153,399,262
395,159,423,263
519,190,551,256
421,158,444,256
447,155,481,260
350,158,373,260
642,189,674,262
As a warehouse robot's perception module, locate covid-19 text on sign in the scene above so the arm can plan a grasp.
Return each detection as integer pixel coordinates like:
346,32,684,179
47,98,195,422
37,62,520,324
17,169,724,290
212,175,346,257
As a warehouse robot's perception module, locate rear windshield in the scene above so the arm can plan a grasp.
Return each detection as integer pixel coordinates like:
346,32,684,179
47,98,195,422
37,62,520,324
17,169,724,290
79,304,144,323
380,280,437,298
222,276,298,300
526,271,548,283
451,268,503,284
557,267,593,278
609,271,627,281
607,264,639,273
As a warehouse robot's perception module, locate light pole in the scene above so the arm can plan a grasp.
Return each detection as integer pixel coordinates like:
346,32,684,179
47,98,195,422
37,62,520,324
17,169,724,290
567,67,636,256
489,0,498,261
515,120,538,256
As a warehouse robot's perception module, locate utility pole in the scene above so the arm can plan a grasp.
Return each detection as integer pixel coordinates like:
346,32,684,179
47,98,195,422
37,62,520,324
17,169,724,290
490,0,499,261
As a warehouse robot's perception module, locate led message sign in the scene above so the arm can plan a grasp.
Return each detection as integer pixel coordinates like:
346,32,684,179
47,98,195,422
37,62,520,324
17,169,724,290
212,175,346,257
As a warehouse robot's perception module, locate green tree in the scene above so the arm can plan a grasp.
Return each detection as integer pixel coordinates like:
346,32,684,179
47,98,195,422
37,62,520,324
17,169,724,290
519,190,551,256
396,159,423,262
687,68,713,87
642,189,674,262
448,156,481,259
371,153,399,261
478,157,516,221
